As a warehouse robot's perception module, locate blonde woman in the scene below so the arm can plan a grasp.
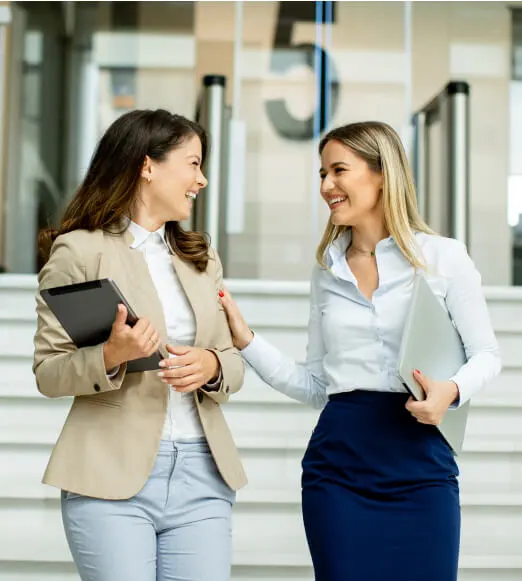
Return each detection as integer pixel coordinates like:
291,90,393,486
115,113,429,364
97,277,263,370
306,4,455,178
218,122,501,581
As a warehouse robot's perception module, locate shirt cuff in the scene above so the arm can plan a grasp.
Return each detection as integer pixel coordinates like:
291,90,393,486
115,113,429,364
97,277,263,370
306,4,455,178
205,369,222,391
448,378,463,408
106,366,120,379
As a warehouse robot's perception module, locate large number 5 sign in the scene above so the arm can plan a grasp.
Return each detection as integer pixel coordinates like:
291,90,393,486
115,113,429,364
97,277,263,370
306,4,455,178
266,1,339,141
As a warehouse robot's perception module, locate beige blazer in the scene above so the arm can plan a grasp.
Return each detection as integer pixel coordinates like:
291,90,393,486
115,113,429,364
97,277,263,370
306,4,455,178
33,227,247,499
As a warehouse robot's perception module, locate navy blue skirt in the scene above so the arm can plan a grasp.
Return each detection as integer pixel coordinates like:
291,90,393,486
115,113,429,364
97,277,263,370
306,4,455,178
301,390,460,581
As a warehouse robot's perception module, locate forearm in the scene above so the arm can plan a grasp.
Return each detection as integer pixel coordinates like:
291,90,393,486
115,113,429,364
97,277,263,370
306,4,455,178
35,343,126,398
241,333,328,409
450,350,502,406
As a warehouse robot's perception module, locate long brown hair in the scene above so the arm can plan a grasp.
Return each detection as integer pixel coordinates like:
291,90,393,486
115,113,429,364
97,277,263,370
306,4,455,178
39,109,210,271
316,121,435,269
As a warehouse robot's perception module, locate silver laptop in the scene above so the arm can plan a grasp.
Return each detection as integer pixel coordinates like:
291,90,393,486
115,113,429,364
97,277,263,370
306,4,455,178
398,275,470,455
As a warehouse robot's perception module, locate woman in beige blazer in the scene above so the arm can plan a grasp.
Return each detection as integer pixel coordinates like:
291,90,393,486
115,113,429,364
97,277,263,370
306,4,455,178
33,109,246,581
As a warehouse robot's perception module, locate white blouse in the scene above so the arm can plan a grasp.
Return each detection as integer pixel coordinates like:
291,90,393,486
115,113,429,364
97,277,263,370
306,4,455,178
127,221,207,440
241,232,502,409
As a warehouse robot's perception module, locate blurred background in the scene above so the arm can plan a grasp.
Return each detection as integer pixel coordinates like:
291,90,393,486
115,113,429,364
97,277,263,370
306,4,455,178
0,2,522,581
0,0,521,282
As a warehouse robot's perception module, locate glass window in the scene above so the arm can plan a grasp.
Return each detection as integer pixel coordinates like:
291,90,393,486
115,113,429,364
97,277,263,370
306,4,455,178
1,1,515,285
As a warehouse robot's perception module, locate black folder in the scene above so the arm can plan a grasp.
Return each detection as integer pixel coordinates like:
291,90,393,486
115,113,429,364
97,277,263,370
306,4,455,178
40,278,164,372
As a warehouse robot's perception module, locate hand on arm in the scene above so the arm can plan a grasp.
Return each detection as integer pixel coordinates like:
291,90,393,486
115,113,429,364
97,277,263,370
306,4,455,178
217,270,329,409
217,288,253,350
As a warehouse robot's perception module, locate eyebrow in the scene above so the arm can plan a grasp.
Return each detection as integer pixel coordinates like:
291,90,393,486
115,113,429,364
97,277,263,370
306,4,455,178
319,161,350,173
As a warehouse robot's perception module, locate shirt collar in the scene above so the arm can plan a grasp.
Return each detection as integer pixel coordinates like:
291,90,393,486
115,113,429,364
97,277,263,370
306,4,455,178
325,228,398,279
326,230,350,268
127,220,168,250
326,229,399,264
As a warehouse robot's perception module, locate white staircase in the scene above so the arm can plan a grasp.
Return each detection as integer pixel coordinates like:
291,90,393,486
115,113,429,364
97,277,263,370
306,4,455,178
1,275,522,581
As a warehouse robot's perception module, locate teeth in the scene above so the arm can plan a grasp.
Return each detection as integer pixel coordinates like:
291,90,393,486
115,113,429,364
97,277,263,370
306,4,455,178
185,192,197,200
328,197,346,206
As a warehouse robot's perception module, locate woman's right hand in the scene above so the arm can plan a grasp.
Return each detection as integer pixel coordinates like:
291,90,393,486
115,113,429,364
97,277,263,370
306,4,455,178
103,304,161,370
218,287,254,350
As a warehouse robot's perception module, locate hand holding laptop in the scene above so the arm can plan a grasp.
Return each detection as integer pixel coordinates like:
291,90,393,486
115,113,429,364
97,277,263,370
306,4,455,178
398,275,470,455
103,304,162,371
405,369,459,426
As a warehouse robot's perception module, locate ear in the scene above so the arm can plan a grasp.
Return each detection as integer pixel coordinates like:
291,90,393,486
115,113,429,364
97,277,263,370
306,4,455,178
376,171,384,192
141,155,153,183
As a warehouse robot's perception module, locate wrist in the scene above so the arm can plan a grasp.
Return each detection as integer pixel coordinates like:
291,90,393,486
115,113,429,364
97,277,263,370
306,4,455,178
103,342,122,371
205,350,220,383
236,328,254,351
446,380,460,404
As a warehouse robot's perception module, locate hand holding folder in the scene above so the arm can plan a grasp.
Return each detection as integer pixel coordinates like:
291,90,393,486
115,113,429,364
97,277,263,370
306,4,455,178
102,303,163,371
40,278,166,373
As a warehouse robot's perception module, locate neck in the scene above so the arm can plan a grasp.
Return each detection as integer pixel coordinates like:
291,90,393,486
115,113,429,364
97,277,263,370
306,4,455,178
129,205,165,233
350,219,389,252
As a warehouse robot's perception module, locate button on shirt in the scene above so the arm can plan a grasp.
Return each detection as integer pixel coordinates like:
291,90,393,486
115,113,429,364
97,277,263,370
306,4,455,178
128,221,205,440
242,232,501,409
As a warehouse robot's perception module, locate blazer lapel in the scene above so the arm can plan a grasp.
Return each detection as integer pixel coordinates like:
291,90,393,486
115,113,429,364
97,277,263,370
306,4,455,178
170,252,210,348
99,229,168,346
99,226,214,351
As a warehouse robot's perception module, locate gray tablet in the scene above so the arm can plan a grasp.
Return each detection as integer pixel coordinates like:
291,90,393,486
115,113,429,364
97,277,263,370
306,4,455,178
40,278,163,373
398,275,470,455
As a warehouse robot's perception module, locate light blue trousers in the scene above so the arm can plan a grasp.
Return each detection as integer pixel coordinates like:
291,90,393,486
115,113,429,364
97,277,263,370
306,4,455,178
61,439,236,581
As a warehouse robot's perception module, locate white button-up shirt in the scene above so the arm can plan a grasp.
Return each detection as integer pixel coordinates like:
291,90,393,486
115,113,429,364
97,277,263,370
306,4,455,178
128,221,205,440
242,232,501,409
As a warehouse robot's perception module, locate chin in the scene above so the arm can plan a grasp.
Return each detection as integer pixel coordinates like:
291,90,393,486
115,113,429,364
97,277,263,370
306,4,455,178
167,206,191,223
175,212,191,223
331,211,353,227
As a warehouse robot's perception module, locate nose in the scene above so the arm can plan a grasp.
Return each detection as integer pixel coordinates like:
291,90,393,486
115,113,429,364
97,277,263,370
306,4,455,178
321,173,334,196
197,169,208,188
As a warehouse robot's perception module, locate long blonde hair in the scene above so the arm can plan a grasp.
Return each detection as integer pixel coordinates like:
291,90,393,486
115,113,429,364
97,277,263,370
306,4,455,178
316,121,435,269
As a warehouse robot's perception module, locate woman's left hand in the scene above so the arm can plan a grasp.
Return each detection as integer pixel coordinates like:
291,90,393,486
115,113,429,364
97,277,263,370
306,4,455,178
405,369,460,426
158,344,220,393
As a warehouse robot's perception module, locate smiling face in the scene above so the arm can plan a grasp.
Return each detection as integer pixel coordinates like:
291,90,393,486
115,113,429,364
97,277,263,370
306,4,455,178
319,140,383,228
139,133,207,224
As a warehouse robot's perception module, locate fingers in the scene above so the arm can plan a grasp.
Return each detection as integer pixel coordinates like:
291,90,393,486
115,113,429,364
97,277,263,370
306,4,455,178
145,332,161,356
218,286,234,311
406,399,441,425
133,316,151,335
412,369,429,394
128,317,161,356
173,382,201,393
168,374,202,390
158,362,203,391
160,346,194,368
114,304,128,327
159,363,199,381
166,344,191,357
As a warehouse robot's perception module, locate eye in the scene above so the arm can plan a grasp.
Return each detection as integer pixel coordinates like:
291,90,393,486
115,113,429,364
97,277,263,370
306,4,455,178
192,161,200,167
319,173,326,180
334,167,346,174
